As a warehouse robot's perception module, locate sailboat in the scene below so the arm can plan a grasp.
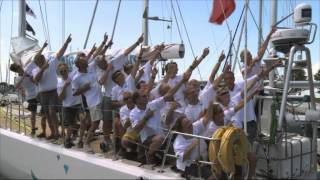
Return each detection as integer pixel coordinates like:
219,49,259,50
0,0,319,179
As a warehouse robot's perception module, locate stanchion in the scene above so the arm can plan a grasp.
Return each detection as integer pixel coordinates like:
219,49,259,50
18,103,21,133
5,102,9,129
9,102,13,131
22,102,26,135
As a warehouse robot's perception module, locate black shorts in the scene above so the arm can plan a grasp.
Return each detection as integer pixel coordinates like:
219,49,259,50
82,95,90,112
27,98,38,112
62,104,82,127
40,89,59,113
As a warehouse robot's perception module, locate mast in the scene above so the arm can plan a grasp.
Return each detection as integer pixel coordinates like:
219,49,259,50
18,0,26,37
143,0,149,46
269,0,277,87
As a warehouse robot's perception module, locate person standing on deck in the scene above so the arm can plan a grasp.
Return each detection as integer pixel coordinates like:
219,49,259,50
32,35,72,140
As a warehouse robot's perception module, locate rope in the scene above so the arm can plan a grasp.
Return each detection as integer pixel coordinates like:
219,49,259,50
170,0,183,43
38,0,50,46
83,0,99,49
110,0,122,42
175,0,203,81
43,0,52,50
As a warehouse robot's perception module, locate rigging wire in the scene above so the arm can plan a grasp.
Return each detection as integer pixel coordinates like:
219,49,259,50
83,0,99,49
61,0,65,45
204,0,219,55
170,0,183,44
175,0,203,80
7,0,14,84
248,6,270,54
0,0,3,82
43,0,51,50
38,0,50,48
110,0,122,43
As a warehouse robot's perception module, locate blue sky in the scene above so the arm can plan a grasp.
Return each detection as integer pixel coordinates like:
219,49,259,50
0,0,319,83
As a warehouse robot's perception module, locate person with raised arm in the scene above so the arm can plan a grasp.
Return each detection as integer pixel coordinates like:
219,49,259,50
240,26,277,78
129,69,192,164
32,34,72,140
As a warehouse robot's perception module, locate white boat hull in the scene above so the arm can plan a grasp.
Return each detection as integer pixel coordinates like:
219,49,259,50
0,129,180,179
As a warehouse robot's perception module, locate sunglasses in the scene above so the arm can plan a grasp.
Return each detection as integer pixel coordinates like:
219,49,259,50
123,96,132,101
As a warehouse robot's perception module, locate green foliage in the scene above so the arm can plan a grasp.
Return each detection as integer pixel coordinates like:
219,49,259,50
314,69,320,81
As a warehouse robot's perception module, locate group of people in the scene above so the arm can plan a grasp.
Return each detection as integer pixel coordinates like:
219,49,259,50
10,27,280,179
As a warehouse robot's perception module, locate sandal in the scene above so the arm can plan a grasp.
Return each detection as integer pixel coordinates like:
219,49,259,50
37,132,46,138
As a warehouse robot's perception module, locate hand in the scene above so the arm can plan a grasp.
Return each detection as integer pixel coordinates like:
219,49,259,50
64,80,71,87
83,82,90,90
170,101,180,110
270,26,277,34
272,60,283,68
183,70,192,82
41,62,49,70
106,40,113,48
138,68,144,76
138,45,145,59
151,66,158,77
145,109,154,119
218,50,226,63
202,47,210,58
66,34,72,44
107,63,113,71
91,43,97,53
42,41,48,49
136,33,144,45
191,138,200,146
103,33,108,43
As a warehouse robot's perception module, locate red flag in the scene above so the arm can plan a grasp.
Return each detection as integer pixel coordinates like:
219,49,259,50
209,0,236,25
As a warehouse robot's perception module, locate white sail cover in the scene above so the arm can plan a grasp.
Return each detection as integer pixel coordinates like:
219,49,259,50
10,36,40,66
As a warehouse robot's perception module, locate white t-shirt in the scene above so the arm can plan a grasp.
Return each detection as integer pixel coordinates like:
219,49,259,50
97,52,127,97
32,55,59,92
184,101,206,122
72,70,102,108
199,83,216,109
146,97,166,135
167,75,186,107
174,121,208,171
57,75,81,107
229,75,257,124
111,75,136,101
139,61,152,82
15,76,37,100
119,105,134,131
130,107,156,143
241,61,261,79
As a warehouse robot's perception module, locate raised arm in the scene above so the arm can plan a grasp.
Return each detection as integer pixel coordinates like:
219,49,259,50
92,33,108,58
240,60,282,98
146,66,158,94
33,62,49,83
56,34,72,59
86,43,97,61
98,63,113,85
132,109,154,133
209,50,225,83
35,41,48,57
234,88,260,113
124,33,144,56
99,40,113,56
254,26,277,63
164,70,191,101
131,46,144,78
188,47,210,72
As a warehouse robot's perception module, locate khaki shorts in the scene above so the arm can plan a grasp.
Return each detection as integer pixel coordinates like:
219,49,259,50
89,103,103,122
123,131,139,142
102,96,113,121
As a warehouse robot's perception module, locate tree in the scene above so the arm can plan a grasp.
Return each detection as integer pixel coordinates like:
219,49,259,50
314,69,320,81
